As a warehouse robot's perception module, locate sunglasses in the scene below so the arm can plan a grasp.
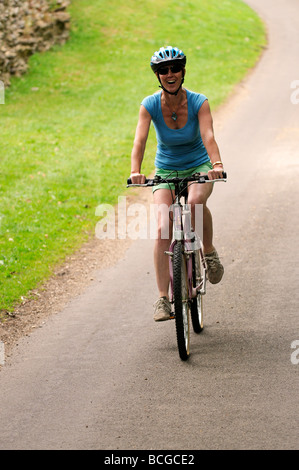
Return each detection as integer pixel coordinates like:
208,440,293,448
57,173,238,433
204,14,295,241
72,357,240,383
158,64,183,75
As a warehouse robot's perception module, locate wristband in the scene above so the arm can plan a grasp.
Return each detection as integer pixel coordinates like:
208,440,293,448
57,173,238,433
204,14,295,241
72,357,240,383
212,161,223,168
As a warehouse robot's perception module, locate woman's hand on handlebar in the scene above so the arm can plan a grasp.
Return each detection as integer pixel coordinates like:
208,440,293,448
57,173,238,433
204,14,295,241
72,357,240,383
130,172,146,184
207,167,225,180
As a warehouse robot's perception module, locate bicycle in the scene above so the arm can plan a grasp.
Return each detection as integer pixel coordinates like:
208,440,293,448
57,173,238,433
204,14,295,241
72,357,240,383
127,171,227,360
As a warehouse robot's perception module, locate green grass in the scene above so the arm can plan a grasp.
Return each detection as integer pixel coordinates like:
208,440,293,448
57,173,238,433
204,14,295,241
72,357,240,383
0,0,266,313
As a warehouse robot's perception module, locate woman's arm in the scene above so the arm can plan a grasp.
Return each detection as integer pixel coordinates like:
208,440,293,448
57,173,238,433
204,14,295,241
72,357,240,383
130,105,152,184
198,100,224,179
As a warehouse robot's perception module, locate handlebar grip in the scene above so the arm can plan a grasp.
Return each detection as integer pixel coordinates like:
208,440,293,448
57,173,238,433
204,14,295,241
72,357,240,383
127,177,150,185
202,172,227,180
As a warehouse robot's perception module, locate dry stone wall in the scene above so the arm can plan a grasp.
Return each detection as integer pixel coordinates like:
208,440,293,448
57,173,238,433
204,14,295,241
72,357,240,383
0,0,70,86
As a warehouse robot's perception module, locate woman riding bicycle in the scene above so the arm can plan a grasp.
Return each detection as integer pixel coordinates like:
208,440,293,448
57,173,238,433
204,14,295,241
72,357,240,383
130,46,225,321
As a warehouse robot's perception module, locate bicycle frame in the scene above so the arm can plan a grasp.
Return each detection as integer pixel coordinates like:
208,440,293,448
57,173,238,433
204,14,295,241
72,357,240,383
127,172,226,300
166,183,207,305
127,171,226,360
127,171,226,300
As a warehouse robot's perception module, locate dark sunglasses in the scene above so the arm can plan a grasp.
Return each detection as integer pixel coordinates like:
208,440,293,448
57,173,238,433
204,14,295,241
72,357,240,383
158,64,183,75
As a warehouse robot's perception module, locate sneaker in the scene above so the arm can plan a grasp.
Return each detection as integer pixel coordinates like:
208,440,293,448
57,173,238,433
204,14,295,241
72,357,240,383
204,249,224,284
153,296,172,322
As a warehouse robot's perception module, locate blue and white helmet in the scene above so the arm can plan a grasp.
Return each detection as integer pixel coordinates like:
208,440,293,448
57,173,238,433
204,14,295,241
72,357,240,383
150,46,186,72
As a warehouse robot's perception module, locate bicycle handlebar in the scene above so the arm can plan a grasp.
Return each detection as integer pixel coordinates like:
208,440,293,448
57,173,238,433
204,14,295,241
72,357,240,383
127,171,227,187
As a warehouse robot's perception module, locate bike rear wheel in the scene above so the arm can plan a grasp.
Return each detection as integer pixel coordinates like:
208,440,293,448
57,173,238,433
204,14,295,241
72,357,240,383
173,241,190,360
191,250,204,333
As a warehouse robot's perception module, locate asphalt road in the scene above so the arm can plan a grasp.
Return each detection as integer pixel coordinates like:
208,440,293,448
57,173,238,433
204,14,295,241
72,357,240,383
0,0,298,450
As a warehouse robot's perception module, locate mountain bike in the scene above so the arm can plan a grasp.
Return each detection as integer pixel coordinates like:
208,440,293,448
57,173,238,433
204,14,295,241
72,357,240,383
127,171,227,360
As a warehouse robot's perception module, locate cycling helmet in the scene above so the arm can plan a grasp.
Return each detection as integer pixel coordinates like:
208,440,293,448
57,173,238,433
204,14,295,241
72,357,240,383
150,46,187,96
150,46,186,73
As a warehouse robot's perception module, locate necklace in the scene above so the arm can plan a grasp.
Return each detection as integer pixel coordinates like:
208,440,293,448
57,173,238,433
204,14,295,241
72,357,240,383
163,92,184,121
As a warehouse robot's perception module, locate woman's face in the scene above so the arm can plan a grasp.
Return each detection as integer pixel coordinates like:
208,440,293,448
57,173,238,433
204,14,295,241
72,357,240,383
156,65,185,94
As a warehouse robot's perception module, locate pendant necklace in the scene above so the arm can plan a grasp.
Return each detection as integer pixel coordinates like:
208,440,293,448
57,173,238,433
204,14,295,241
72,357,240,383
164,93,183,121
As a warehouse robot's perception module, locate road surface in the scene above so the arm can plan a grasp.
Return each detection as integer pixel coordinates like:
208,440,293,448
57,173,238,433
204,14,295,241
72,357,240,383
0,0,298,450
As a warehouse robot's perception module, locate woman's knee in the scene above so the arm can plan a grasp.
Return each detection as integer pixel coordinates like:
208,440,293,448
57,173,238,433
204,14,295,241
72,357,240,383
188,195,207,208
157,219,172,242
188,183,213,207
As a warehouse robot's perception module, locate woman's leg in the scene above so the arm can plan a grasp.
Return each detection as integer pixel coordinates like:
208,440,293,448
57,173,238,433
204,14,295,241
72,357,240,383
153,188,174,298
187,182,224,284
187,181,214,253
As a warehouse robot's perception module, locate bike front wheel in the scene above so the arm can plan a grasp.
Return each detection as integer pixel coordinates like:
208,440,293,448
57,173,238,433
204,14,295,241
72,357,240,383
191,250,204,333
173,241,190,361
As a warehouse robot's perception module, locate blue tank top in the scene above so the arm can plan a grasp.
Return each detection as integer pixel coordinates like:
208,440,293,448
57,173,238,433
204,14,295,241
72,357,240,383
141,89,210,170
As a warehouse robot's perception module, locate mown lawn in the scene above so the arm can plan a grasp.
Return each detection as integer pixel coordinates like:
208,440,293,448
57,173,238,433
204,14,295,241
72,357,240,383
0,0,266,312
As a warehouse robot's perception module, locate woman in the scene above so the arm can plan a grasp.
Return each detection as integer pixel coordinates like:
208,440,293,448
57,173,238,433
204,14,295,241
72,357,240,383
130,46,225,321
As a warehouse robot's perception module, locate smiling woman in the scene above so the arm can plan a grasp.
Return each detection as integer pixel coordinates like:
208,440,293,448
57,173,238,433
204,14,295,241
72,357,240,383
129,45,227,321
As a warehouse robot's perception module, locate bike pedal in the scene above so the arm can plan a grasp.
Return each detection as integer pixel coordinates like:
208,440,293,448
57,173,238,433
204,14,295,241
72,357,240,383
169,314,175,320
164,251,173,256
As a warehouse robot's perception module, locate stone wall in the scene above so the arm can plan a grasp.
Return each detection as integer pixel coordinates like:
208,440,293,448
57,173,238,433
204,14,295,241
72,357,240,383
0,0,70,86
